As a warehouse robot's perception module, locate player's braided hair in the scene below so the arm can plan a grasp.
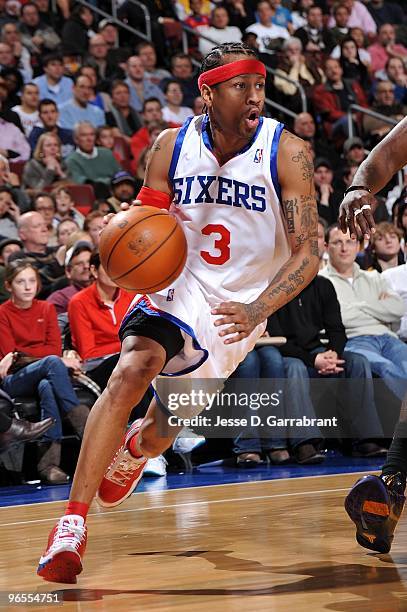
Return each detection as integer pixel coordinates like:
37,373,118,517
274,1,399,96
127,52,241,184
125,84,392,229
199,42,258,75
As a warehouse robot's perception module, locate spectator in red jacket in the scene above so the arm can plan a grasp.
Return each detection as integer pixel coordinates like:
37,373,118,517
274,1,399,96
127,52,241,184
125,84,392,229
68,251,134,390
0,259,89,484
312,57,368,143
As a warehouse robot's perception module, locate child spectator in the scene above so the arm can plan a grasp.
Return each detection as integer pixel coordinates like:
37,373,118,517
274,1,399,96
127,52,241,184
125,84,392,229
0,259,89,484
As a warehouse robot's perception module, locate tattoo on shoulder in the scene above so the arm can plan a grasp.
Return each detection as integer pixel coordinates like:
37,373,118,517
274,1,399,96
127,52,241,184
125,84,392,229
291,148,314,184
152,142,161,152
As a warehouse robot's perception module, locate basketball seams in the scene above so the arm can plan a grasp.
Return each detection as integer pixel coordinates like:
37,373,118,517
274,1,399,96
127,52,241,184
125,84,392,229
112,216,180,282
118,242,187,292
104,210,168,272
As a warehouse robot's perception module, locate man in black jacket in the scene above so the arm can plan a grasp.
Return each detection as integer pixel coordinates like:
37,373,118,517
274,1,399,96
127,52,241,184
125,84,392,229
267,274,386,457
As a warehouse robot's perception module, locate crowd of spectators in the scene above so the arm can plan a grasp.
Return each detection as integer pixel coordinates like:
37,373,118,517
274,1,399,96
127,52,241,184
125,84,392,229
0,0,406,480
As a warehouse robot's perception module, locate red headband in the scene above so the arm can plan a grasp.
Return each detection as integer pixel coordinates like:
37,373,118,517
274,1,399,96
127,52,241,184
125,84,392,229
198,59,266,89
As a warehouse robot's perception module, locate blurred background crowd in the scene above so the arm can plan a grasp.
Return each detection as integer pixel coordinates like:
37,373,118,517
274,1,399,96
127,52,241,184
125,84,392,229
0,0,406,484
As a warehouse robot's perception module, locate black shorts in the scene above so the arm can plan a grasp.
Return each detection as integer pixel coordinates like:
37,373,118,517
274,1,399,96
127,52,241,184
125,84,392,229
119,308,184,366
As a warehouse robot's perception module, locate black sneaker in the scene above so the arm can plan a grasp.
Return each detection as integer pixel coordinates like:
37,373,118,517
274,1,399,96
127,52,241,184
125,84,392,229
345,472,406,553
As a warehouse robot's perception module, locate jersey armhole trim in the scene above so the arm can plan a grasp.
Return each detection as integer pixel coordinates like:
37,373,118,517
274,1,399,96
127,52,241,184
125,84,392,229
168,116,194,184
270,122,284,204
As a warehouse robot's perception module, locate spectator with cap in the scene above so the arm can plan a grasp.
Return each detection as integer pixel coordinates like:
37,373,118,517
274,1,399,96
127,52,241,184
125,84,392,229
47,240,92,314
59,74,105,132
368,23,407,74
342,136,366,166
105,80,142,144
66,121,121,199
107,171,137,213
314,158,342,225
68,250,134,390
33,54,73,105
98,19,118,51
0,235,22,302
28,98,74,159
124,55,165,114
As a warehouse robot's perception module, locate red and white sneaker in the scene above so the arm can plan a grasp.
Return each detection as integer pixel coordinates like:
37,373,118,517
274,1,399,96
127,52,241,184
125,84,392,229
96,419,147,508
37,515,87,584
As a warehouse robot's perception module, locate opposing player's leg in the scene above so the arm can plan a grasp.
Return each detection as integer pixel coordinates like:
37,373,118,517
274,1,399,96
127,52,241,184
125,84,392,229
345,392,407,553
37,335,167,584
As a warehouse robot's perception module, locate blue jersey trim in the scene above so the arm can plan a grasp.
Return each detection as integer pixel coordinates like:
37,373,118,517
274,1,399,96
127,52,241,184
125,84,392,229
270,122,284,203
201,115,264,159
168,116,193,183
122,298,209,377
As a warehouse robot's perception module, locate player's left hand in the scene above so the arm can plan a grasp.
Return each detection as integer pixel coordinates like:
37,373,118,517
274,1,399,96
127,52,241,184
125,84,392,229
211,302,258,345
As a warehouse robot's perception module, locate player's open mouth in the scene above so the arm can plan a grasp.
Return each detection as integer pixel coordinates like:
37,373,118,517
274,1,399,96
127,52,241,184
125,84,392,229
245,110,260,129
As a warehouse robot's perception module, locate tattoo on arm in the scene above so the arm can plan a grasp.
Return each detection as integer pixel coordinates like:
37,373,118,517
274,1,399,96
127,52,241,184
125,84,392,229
152,142,161,152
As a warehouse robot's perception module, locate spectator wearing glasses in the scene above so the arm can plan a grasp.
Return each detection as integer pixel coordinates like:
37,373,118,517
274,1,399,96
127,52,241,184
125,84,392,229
320,224,407,401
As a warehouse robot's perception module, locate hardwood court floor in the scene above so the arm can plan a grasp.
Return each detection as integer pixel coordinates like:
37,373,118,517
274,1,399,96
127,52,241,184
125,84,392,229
1,472,407,612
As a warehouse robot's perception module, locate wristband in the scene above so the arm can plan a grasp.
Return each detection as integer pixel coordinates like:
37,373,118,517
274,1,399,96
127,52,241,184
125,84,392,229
136,186,172,210
344,185,372,196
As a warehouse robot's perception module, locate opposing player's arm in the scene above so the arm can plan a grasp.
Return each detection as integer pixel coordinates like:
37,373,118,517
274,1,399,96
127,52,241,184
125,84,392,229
212,132,319,344
339,116,407,238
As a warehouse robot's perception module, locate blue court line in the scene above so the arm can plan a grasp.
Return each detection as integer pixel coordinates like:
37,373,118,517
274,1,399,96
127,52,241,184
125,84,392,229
0,453,383,508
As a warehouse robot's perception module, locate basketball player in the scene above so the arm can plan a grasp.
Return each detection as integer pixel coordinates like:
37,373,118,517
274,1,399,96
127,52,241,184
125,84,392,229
37,43,319,584
339,116,407,553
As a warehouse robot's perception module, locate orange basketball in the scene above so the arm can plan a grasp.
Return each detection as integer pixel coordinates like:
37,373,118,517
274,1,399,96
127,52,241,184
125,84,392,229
99,205,187,292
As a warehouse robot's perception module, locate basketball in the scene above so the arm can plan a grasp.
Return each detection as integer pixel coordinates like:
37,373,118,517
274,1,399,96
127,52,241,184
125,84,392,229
99,205,187,292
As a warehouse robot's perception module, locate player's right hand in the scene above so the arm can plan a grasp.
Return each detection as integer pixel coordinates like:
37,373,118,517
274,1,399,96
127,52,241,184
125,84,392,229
102,200,143,226
338,190,376,239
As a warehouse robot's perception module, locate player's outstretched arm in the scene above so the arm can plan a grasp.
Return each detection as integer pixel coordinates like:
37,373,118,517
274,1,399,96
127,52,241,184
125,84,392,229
339,116,407,239
212,132,319,344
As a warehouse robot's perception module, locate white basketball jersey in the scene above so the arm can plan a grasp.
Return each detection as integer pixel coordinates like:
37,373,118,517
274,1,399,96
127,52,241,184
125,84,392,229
165,114,291,305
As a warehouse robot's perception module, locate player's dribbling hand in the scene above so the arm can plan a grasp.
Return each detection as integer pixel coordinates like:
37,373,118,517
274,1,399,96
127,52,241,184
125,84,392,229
102,200,143,226
338,191,376,240
212,302,258,345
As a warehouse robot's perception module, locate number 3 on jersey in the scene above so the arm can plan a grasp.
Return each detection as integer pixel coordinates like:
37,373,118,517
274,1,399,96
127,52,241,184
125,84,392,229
200,224,231,265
